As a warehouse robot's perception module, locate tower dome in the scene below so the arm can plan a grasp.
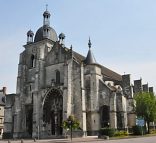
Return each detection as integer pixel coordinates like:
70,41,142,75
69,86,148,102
34,8,58,43
58,33,65,45
43,10,51,17
34,26,58,42
27,30,34,36
59,33,65,40
27,30,34,43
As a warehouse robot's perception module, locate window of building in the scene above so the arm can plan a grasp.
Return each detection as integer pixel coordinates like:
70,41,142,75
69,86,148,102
30,85,32,91
56,70,60,84
0,118,3,124
32,93,34,104
31,55,35,68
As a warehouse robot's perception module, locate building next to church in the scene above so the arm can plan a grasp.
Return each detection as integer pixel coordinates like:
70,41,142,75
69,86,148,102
0,87,6,138
3,9,153,139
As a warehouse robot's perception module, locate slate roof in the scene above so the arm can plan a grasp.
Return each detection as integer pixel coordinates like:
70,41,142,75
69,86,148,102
84,49,96,64
72,50,122,82
27,30,34,36
34,26,58,43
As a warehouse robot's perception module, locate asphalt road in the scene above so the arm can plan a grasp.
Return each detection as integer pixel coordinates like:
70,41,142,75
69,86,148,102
1,136,156,143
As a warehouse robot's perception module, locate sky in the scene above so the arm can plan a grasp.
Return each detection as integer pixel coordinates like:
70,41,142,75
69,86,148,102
0,0,156,93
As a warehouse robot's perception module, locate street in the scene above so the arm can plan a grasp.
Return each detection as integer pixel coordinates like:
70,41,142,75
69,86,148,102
0,136,156,143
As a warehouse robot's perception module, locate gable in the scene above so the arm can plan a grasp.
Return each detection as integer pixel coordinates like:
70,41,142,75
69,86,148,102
45,42,72,66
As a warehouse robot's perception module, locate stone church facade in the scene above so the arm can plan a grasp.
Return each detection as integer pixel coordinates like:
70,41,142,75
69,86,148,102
3,9,153,139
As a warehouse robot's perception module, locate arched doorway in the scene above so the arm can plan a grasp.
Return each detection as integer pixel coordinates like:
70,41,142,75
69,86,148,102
100,105,110,128
25,105,33,137
43,88,63,136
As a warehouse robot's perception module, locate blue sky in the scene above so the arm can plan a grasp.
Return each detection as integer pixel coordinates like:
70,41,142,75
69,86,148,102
0,0,156,93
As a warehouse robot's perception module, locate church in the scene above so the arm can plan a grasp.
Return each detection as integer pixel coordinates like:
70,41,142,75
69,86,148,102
4,9,152,139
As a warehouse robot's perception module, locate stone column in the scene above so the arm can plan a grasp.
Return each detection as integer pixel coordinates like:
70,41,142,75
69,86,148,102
81,63,87,136
32,91,40,138
110,92,117,129
63,60,73,119
63,63,68,121
89,65,101,135
66,60,72,117
121,95,128,129
13,96,21,138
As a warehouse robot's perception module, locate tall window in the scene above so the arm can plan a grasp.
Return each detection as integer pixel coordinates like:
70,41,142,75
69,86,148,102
0,118,3,124
56,70,60,84
31,55,35,68
100,105,110,128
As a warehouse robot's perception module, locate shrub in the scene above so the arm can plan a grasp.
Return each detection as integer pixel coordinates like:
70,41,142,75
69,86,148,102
114,130,128,137
132,125,146,135
62,115,80,130
99,128,115,137
150,129,156,134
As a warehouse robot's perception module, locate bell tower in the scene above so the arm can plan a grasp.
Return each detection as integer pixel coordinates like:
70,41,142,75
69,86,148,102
27,30,34,44
43,5,50,26
43,5,51,39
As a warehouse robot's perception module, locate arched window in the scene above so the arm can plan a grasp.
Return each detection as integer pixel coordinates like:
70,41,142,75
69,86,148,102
100,105,110,128
31,55,35,68
56,70,60,84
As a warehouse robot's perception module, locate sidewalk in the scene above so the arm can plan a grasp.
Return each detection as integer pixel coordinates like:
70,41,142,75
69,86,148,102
1,134,156,143
0,136,103,143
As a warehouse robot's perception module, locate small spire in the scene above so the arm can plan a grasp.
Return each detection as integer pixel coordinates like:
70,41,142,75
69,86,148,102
59,33,65,45
43,5,50,26
70,45,73,57
46,4,48,11
70,45,73,50
84,38,96,64
88,37,92,49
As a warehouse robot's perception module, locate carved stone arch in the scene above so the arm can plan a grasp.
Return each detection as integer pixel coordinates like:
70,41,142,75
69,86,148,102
42,88,63,136
42,88,63,106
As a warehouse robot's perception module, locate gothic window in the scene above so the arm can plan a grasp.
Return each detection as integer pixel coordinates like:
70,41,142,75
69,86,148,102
30,85,31,91
100,105,110,128
56,70,60,84
0,118,2,123
55,52,59,63
31,54,35,68
55,52,58,60
117,112,123,129
32,93,34,104
46,29,49,36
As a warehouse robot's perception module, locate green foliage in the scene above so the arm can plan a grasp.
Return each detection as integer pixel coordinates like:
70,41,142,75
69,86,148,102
134,92,156,133
114,130,128,137
132,125,146,135
99,128,115,137
62,115,80,130
150,129,156,134
134,92,156,122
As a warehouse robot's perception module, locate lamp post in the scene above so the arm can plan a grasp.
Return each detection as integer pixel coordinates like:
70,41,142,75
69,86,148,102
68,120,73,141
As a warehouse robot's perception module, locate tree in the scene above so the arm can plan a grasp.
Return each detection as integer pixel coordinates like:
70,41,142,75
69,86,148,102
134,92,156,133
62,115,80,140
